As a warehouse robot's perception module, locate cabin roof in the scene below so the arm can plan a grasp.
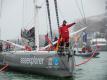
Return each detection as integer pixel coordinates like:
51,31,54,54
91,38,107,42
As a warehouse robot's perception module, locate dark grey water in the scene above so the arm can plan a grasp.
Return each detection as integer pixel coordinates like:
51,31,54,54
0,52,107,80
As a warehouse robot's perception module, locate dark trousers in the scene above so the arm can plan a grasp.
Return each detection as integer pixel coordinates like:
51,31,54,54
60,41,69,47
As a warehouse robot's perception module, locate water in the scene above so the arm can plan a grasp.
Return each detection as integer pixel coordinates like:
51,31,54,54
0,52,107,80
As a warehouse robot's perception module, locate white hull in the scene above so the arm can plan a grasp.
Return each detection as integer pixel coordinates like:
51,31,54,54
0,50,74,77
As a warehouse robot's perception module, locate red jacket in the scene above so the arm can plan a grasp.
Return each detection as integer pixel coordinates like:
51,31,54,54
59,22,76,42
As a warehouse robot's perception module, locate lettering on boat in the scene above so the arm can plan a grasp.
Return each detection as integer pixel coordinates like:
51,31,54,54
48,58,53,66
47,57,60,68
20,56,44,65
53,57,59,65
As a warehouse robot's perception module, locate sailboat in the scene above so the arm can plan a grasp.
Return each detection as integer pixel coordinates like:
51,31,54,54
74,31,100,57
0,0,75,77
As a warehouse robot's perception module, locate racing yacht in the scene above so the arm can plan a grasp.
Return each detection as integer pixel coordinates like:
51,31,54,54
0,0,75,77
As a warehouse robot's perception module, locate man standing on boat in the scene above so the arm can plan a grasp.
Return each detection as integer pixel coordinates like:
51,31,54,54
58,20,76,48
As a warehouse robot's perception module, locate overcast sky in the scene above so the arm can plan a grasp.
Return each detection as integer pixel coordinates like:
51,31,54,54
0,0,106,40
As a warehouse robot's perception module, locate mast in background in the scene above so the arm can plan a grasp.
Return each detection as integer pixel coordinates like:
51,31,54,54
105,1,107,40
0,0,2,40
33,0,41,51
105,1,107,16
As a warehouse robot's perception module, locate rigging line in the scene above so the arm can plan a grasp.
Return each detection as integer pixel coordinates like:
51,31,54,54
46,0,53,40
56,1,65,21
44,2,49,34
22,0,24,28
21,16,34,29
0,0,2,40
74,0,84,20
54,0,60,28
74,0,86,26
77,21,87,27
80,0,87,25
46,8,49,34
0,0,2,17
40,0,45,8
58,8,64,20
45,4,50,49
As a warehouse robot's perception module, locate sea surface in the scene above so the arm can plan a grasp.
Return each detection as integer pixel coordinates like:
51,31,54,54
0,51,107,80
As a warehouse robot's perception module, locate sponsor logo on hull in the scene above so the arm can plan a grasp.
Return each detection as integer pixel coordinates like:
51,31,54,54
20,56,44,65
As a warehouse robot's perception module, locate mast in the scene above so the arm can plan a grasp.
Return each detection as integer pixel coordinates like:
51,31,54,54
33,0,41,51
46,0,53,40
54,0,59,28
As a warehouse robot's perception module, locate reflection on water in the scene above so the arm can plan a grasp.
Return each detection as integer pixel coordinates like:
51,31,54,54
0,71,74,80
0,52,107,80
74,51,107,80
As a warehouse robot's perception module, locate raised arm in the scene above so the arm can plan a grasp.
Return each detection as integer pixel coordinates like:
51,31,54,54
67,22,76,28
